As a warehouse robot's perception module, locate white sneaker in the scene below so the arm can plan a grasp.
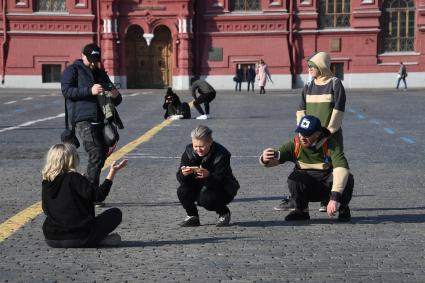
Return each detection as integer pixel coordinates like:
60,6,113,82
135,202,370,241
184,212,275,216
100,233,121,246
196,114,208,120
169,115,181,120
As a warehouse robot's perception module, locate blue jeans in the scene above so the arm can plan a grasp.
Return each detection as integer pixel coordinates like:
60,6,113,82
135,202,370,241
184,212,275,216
396,77,407,89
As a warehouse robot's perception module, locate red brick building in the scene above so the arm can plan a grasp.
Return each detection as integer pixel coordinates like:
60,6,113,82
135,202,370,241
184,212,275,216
0,0,423,89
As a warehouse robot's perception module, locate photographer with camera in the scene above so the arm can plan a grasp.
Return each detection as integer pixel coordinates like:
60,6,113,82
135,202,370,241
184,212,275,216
61,43,123,207
162,87,182,119
176,125,239,227
260,115,354,222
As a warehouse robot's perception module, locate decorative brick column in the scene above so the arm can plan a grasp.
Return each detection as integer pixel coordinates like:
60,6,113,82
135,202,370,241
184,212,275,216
175,10,194,89
100,0,120,86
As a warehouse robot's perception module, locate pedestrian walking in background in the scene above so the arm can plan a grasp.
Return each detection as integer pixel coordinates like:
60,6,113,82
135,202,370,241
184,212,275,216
190,78,216,120
41,143,128,248
257,59,272,94
396,62,408,90
246,65,256,92
234,64,243,92
61,43,124,208
177,125,240,227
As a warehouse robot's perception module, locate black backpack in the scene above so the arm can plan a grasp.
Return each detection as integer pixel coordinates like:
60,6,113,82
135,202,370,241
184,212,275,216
179,102,191,119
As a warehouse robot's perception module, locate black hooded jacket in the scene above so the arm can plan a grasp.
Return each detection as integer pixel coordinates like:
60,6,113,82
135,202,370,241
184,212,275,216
176,142,240,197
41,172,112,240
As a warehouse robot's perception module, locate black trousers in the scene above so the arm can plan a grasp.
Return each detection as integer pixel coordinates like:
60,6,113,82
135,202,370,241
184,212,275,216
247,80,254,91
45,208,122,248
164,104,178,119
193,92,216,115
76,121,109,188
177,184,234,216
287,170,354,210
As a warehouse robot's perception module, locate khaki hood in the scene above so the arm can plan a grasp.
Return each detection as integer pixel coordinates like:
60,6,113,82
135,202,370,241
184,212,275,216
309,52,334,85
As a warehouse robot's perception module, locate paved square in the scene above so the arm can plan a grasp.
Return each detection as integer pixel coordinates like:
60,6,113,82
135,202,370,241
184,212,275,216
0,88,424,282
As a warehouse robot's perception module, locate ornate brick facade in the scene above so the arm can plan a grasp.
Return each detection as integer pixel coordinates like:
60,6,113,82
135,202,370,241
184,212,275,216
0,0,424,89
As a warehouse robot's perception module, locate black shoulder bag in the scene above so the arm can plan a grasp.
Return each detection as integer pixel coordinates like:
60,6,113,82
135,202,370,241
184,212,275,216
60,99,80,148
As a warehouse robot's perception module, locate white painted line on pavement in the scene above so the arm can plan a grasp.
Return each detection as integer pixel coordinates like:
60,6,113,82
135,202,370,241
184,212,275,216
23,97,33,101
4,100,17,105
0,113,65,133
129,93,141,97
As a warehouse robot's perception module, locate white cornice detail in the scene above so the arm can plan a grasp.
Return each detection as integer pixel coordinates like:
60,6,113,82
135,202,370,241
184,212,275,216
9,31,95,35
297,27,380,34
7,12,94,17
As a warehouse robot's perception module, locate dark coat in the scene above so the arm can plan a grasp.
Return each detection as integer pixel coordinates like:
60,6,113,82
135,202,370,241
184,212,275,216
190,80,216,99
247,67,256,81
42,172,112,240
235,68,243,82
176,142,240,197
61,59,123,127
162,88,182,118
162,89,181,109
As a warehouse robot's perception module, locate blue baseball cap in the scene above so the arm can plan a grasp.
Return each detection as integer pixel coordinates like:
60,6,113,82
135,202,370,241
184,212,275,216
295,115,322,136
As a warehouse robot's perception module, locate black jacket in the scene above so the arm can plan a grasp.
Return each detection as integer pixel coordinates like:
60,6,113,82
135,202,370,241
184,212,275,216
41,172,112,240
176,142,240,197
61,59,123,126
235,68,243,82
190,80,216,99
247,68,256,81
162,90,181,109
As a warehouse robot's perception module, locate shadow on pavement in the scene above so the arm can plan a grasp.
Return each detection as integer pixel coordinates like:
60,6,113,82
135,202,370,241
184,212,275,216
211,115,274,120
120,236,245,247
234,220,306,227
104,201,180,207
354,206,425,211
233,196,286,203
352,213,425,224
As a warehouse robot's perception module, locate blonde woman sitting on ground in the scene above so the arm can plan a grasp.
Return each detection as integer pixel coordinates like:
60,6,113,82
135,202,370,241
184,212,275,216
41,143,127,248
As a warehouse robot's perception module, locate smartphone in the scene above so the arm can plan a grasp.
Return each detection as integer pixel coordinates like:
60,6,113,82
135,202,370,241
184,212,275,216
186,166,200,172
273,150,280,160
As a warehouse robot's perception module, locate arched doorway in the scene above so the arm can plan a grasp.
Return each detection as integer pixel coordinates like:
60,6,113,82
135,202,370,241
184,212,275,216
150,26,173,88
125,25,172,88
125,25,146,88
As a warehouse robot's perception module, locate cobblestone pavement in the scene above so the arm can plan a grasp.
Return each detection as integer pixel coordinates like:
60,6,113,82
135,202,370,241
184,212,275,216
1,88,424,282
